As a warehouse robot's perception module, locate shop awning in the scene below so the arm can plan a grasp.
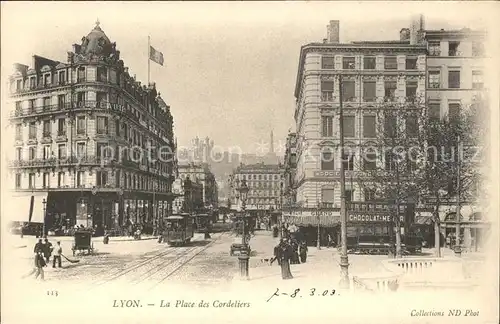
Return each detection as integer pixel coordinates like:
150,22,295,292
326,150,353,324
2,193,47,223
283,215,340,227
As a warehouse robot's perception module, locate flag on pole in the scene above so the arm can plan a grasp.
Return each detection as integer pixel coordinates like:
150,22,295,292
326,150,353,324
149,45,164,66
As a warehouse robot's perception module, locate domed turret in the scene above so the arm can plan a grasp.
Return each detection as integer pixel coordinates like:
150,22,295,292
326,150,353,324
80,20,113,57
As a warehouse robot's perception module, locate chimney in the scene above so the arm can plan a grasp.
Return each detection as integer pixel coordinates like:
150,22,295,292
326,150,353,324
400,28,410,41
326,20,340,44
410,14,425,45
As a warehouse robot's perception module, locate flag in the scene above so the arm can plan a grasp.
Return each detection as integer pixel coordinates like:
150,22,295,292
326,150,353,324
149,45,164,66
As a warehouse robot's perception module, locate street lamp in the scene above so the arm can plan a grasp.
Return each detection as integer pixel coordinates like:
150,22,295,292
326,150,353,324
236,179,250,279
42,198,47,237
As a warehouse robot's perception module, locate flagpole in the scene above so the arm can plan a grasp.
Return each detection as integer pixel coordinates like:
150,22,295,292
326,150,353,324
148,35,151,85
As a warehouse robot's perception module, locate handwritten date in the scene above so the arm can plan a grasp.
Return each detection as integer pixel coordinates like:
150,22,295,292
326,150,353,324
266,288,336,302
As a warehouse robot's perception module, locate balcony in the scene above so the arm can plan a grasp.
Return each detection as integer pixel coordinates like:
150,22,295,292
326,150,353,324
8,155,116,168
428,82,440,89
428,48,441,57
321,92,334,102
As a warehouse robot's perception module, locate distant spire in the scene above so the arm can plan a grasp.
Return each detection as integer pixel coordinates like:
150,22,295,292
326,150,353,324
95,18,100,27
270,130,274,153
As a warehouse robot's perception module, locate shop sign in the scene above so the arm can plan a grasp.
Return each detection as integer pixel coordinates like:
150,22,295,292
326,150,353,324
348,214,404,223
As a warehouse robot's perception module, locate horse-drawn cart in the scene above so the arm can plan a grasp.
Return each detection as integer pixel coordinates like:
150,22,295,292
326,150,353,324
72,230,94,256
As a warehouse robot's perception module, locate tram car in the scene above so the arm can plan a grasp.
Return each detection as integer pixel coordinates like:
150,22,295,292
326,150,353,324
193,213,212,233
345,226,423,255
162,213,194,246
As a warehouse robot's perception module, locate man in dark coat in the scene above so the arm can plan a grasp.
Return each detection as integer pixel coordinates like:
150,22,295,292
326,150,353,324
43,238,53,263
33,239,43,254
299,241,308,263
278,239,293,280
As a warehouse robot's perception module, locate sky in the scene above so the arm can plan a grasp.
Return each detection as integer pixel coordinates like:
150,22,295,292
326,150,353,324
1,1,495,154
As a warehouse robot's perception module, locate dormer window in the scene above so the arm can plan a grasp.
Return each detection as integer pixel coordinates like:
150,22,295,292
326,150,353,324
30,77,36,89
44,74,51,86
16,79,23,91
59,71,66,84
97,66,107,82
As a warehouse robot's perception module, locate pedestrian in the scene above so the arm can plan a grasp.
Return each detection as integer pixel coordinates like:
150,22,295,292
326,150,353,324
299,241,308,263
278,239,293,280
327,233,334,248
34,239,43,254
204,227,211,239
23,250,46,280
52,241,62,268
291,239,300,264
273,241,281,266
43,238,53,263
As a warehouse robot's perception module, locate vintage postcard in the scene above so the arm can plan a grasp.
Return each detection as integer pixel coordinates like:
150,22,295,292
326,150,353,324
1,1,499,323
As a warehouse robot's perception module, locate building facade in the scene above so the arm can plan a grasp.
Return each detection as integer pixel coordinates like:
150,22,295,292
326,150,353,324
229,163,283,217
293,20,427,211
6,22,176,231
174,163,218,212
423,28,486,120
282,132,298,207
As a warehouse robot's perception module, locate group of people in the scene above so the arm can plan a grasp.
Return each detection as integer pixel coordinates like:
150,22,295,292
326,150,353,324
24,238,63,281
272,236,309,280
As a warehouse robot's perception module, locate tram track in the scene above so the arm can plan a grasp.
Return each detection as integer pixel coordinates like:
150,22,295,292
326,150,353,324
88,232,225,291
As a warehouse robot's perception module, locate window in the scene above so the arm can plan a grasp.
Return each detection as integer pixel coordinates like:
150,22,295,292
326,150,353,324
29,147,36,160
97,66,108,82
384,81,397,100
116,170,121,187
30,77,36,89
321,81,334,101
15,124,22,140
29,173,35,189
428,102,440,120
363,81,376,102
406,81,418,101
384,113,397,138
43,97,51,110
363,115,376,138
77,171,84,187
342,57,355,69
448,71,460,89
322,57,335,69
97,116,109,134
15,101,22,112
77,142,86,158
428,71,440,88
15,174,22,188
472,71,483,89
58,144,66,159
405,57,417,70
345,190,354,203
385,151,397,171
321,116,333,137
428,42,440,56
16,79,23,91
43,173,50,188
363,57,376,70
15,147,22,160
58,172,65,187
342,153,354,171
57,119,66,136
448,42,460,56
59,71,66,84
321,147,335,170
407,150,418,172
448,103,461,122
43,120,51,137
97,143,112,159
321,188,335,207
77,116,86,134
78,67,85,82
58,95,65,109
77,92,85,106
343,116,355,137
472,41,484,57
43,145,51,159
115,119,120,136
364,188,376,201
96,92,106,107
29,99,35,113
406,115,418,137
44,74,50,86
29,122,37,139
384,57,397,70
341,81,355,101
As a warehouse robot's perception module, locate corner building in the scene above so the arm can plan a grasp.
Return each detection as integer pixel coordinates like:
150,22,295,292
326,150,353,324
293,20,426,213
6,22,176,231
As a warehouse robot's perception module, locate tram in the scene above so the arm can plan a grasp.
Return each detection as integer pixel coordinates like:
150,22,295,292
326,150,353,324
162,213,194,246
193,213,212,233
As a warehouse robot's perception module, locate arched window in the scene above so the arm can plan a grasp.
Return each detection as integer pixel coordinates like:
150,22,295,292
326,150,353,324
321,147,335,170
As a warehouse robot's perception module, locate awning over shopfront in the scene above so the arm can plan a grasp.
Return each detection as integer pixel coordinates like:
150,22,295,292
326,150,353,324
283,214,340,227
2,192,47,223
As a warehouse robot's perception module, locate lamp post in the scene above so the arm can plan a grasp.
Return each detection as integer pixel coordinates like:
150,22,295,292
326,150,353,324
236,179,250,279
338,74,350,289
454,134,462,257
42,198,47,237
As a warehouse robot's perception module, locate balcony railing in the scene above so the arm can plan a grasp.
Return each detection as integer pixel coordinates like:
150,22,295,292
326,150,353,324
428,82,440,89
8,155,120,168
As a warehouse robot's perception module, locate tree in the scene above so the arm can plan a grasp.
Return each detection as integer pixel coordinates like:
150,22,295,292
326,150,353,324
419,96,488,256
355,97,425,258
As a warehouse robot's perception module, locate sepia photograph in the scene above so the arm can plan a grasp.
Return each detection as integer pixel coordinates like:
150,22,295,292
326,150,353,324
1,2,499,323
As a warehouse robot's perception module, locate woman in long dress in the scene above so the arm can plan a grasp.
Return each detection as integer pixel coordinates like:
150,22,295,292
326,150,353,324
279,239,293,280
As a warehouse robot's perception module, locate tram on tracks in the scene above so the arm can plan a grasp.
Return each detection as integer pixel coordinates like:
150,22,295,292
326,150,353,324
193,213,212,233
162,213,194,246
